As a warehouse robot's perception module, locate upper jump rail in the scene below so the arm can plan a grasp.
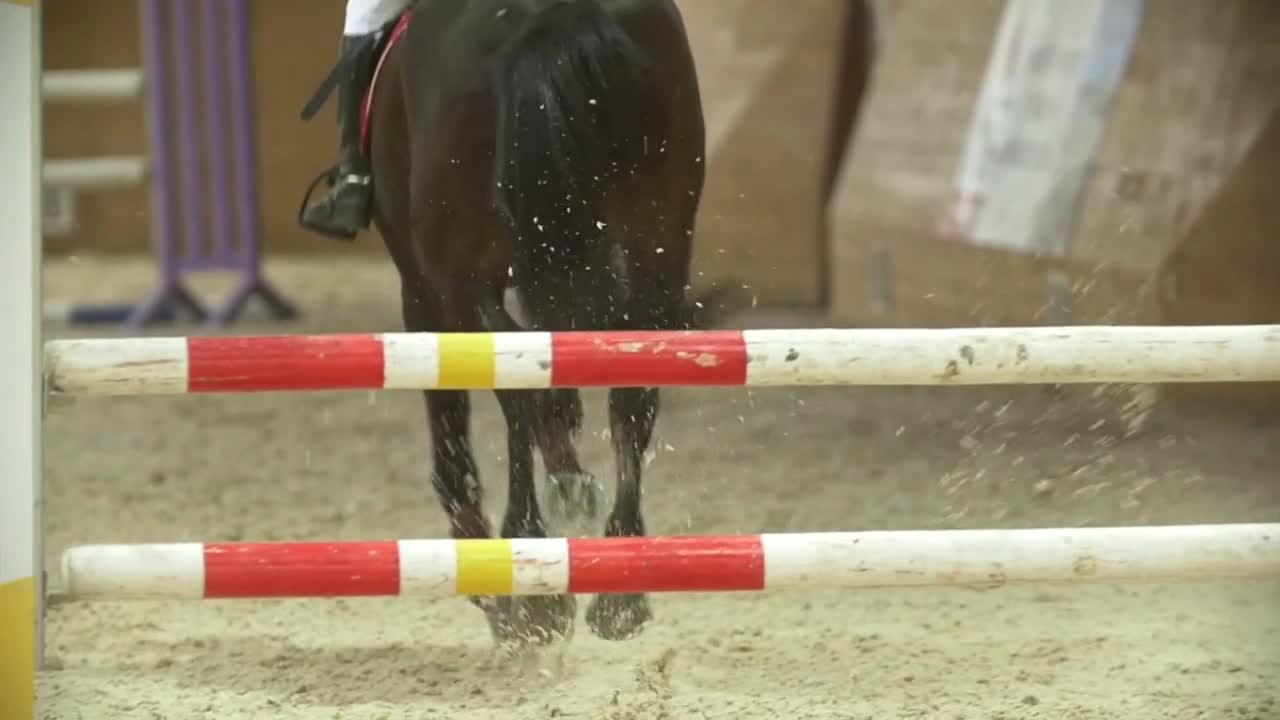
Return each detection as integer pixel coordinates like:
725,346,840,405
43,324,1280,396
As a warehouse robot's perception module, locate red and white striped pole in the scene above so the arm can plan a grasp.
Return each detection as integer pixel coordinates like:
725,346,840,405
60,524,1280,601
43,325,1280,396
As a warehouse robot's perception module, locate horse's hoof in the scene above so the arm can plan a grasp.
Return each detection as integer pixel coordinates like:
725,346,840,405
485,594,577,648
545,472,604,523
587,593,652,641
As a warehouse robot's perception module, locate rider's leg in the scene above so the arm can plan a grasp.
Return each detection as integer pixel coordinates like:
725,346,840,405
300,0,409,240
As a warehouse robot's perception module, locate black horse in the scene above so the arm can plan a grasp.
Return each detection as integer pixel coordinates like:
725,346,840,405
363,0,705,648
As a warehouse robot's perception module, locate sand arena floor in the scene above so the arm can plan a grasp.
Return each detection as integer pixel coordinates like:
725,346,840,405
35,256,1280,719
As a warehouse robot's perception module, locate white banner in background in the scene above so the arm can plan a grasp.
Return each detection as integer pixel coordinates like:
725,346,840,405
938,0,1144,257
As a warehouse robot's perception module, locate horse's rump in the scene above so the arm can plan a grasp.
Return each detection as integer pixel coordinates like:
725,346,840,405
368,0,702,328
493,0,680,330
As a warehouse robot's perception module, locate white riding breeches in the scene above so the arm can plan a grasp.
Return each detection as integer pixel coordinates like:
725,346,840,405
344,0,412,35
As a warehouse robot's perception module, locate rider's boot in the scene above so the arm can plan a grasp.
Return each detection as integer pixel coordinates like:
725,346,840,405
300,33,380,241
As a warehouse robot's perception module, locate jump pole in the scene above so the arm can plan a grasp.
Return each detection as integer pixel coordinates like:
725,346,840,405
43,324,1280,396
59,524,1280,601
1,1,43,717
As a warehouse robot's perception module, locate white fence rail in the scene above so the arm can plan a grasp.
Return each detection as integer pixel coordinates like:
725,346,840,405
41,69,144,102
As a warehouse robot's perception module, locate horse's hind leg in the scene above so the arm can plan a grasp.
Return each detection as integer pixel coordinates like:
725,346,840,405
489,387,578,648
586,276,693,641
585,383,660,640
401,283,491,543
473,293,577,647
402,279,543,646
587,191,700,641
535,389,604,526
478,297,603,526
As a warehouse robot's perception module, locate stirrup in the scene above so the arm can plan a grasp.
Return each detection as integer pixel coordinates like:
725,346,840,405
297,164,339,224
297,164,363,241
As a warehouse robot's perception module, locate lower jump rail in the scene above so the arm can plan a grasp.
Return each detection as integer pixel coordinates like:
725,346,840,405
59,523,1280,601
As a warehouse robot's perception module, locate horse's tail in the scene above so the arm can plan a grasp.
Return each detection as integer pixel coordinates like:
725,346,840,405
493,0,652,330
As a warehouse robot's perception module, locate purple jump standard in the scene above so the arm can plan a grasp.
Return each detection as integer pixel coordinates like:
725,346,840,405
75,0,296,329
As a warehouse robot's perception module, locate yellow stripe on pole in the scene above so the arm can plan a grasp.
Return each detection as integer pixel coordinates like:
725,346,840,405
0,577,35,720
436,333,496,389
455,539,514,595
